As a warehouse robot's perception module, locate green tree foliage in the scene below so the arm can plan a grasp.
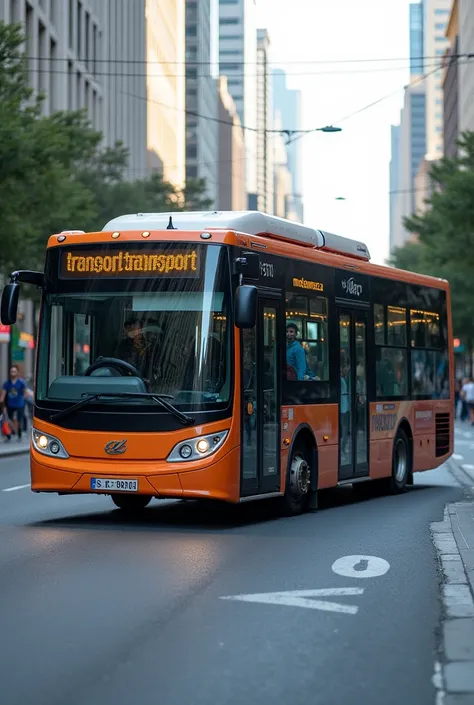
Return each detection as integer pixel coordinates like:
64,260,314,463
0,21,212,273
390,131,474,347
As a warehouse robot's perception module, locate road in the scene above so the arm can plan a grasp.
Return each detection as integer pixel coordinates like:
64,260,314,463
0,432,471,705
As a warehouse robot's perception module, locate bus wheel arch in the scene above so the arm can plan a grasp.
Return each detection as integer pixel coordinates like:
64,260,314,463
282,425,318,516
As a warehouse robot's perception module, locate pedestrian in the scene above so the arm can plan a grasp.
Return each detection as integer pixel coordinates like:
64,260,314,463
0,365,32,442
461,376,474,425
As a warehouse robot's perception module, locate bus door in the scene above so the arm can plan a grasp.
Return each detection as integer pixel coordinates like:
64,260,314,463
337,308,369,480
240,294,282,498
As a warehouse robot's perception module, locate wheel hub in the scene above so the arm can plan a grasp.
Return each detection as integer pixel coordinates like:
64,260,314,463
290,454,310,496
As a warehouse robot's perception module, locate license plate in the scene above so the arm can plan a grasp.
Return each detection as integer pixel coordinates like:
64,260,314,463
90,478,138,492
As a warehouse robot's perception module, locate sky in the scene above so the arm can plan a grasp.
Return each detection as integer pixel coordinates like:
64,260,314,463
255,0,413,265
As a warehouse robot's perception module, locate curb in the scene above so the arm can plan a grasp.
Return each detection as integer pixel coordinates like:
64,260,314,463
430,498,474,703
0,447,30,460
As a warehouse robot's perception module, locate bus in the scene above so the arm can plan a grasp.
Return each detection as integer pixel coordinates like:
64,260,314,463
1,211,453,515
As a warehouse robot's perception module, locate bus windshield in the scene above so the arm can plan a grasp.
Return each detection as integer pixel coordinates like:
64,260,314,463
36,244,232,411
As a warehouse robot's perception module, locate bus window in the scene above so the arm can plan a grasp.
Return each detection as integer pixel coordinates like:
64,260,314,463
285,294,329,381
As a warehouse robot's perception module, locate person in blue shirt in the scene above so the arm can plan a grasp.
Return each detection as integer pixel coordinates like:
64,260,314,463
1,366,32,442
286,322,307,381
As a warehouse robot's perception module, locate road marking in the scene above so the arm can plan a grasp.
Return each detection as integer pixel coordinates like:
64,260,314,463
2,483,30,492
331,555,390,579
452,454,464,460
461,464,474,471
220,587,364,614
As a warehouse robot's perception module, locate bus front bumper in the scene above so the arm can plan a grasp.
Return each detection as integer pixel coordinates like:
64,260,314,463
30,446,241,503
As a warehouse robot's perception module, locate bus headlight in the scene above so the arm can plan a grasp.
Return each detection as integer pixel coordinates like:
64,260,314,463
32,428,69,459
167,430,229,463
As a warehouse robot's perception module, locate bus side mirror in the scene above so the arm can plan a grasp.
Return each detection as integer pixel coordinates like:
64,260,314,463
1,283,20,325
235,285,257,329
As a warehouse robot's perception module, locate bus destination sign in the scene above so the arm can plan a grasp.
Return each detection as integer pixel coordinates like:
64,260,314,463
59,249,201,279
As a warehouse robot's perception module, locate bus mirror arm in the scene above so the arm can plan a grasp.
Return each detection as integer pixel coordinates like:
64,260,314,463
0,270,44,326
10,270,44,287
235,285,257,329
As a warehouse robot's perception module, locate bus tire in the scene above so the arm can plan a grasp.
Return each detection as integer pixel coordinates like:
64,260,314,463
386,427,410,494
282,438,313,516
111,494,152,512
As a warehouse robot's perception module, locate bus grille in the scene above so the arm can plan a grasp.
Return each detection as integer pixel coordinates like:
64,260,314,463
435,413,450,457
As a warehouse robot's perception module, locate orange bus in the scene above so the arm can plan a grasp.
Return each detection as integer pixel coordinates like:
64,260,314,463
1,211,453,515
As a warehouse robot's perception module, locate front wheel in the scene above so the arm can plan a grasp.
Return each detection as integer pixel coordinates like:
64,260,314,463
282,441,313,516
111,494,152,512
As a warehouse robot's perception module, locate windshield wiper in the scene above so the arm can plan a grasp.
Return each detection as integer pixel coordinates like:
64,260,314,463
50,392,195,425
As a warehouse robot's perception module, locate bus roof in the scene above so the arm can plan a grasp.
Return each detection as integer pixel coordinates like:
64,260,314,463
101,211,371,262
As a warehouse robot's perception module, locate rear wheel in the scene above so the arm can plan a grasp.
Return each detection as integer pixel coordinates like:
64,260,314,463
384,427,410,494
111,494,152,512
282,439,313,516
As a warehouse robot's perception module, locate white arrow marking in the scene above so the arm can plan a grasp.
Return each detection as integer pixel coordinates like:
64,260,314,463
219,587,364,614
331,555,390,578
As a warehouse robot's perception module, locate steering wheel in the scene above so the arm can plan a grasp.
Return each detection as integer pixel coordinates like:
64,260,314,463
83,357,141,378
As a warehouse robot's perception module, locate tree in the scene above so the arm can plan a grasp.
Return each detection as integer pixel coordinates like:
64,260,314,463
391,132,474,370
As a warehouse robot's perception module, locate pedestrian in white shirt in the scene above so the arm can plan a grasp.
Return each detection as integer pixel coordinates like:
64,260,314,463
461,377,474,424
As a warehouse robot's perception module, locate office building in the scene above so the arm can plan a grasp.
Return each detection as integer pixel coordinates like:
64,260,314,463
422,0,451,158
219,0,258,199
389,124,401,252
185,0,219,205
443,0,459,159
217,76,246,210
0,0,148,179
255,28,273,213
458,0,474,134
390,83,426,250
146,0,185,186
410,2,424,76
389,4,427,252
272,68,304,221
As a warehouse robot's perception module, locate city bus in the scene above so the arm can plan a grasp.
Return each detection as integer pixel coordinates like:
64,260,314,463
1,211,453,515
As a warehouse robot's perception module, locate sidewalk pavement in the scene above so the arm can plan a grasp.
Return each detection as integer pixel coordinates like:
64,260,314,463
0,437,30,458
431,450,474,704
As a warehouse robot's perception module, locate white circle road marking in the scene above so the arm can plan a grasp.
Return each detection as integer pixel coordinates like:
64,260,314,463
452,454,464,460
331,555,390,579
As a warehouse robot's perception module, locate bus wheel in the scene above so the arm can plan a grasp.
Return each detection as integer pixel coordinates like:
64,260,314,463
282,440,312,516
386,428,410,494
111,494,152,512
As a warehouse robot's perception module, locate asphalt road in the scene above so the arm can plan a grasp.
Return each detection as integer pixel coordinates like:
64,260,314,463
0,435,470,705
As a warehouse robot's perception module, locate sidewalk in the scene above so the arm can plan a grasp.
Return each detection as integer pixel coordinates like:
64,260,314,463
431,448,474,703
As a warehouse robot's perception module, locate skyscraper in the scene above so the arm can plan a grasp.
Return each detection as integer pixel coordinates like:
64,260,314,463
410,2,424,76
389,124,401,252
422,0,451,158
272,68,304,221
185,0,219,205
256,28,273,213
219,0,257,201
146,0,186,186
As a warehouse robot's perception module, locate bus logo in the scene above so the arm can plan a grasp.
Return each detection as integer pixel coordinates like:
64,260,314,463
104,439,128,455
341,277,363,297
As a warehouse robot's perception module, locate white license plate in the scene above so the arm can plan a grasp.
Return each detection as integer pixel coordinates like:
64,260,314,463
90,478,138,492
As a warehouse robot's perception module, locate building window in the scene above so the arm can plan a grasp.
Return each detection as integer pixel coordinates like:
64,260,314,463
219,18,239,24
77,1,82,58
186,25,197,37
186,166,198,178
186,144,197,159
435,36,446,42
219,34,243,39
434,8,449,14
